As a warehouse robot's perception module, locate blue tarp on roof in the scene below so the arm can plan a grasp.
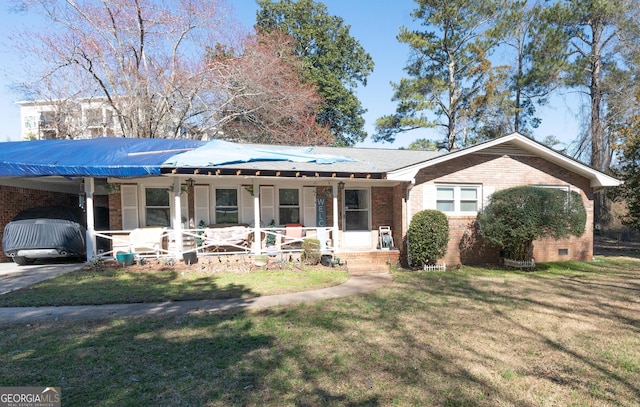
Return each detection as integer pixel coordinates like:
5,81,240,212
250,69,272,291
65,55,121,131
0,138,355,177
0,138,204,177
162,139,355,167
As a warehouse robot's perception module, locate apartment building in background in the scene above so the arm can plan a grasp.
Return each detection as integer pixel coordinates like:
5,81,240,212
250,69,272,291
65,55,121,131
18,98,120,140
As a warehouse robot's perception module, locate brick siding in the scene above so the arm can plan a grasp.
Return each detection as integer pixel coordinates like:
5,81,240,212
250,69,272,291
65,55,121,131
407,153,595,265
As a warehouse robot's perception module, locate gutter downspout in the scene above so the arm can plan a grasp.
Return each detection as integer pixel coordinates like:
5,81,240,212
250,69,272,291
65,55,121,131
405,178,416,267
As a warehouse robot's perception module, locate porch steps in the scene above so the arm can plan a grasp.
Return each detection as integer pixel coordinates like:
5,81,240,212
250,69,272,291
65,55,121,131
340,250,401,275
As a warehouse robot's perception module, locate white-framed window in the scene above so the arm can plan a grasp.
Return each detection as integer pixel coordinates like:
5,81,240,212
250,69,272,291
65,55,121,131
344,188,370,231
436,185,481,214
145,187,171,226
215,188,238,223
279,188,300,224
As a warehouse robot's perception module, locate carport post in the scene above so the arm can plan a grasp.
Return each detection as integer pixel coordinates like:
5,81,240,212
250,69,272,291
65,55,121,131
84,177,96,261
173,178,183,260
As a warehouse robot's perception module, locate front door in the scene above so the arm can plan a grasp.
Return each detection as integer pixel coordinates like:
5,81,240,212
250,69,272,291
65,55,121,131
342,188,371,248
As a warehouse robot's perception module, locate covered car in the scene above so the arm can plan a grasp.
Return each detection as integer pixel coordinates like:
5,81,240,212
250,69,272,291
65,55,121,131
3,206,86,265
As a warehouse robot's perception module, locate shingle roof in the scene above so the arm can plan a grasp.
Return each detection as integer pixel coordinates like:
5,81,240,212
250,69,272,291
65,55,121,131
166,143,445,178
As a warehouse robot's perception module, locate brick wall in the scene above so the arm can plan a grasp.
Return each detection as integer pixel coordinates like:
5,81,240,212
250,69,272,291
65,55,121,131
108,190,123,230
0,186,77,262
408,153,594,265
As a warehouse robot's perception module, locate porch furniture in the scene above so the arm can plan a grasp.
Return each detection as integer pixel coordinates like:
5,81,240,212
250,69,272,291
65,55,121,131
129,227,167,255
281,223,304,249
202,224,252,252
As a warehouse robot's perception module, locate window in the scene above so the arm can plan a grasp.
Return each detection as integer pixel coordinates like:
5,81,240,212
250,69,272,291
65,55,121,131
85,108,103,127
344,189,369,231
24,115,37,130
145,188,170,226
436,185,481,214
215,188,238,223
279,188,300,224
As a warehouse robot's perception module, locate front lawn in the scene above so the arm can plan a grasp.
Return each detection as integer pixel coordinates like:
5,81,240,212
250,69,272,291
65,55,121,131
0,261,349,307
0,257,638,406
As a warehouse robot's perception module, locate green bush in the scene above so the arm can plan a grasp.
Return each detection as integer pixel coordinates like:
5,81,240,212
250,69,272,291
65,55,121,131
407,210,449,268
301,238,321,265
477,186,586,260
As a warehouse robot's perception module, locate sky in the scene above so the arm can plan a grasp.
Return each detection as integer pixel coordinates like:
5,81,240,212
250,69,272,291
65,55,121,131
0,0,580,149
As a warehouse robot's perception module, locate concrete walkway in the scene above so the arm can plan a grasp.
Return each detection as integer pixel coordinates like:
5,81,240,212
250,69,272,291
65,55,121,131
0,262,85,295
0,272,393,325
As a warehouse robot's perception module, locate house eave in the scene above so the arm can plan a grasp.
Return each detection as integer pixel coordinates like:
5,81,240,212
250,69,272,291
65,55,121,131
161,167,387,180
386,133,622,189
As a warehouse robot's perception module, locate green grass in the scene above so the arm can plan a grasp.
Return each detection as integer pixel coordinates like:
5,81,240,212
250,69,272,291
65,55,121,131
1,256,639,406
0,264,349,307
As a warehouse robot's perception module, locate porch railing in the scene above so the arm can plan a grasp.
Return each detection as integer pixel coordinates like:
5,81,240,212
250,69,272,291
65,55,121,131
92,226,334,260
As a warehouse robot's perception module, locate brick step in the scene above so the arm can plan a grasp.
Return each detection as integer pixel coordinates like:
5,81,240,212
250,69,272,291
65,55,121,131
338,250,400,275
346,263,390,275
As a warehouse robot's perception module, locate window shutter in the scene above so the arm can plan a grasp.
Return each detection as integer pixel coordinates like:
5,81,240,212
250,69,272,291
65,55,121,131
422,184,437,210
260,186,275,225
240,187,254,224
180,188,189,226
121,185,139,230
482,186,494,209
194,185,209,226
303,187,316,227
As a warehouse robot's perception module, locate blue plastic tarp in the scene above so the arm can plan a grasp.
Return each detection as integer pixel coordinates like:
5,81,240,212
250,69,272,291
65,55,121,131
0,138,204,177
162,139,355,167
0,138,355,178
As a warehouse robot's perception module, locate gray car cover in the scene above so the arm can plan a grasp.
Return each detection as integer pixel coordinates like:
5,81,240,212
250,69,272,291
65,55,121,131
2,206,86,256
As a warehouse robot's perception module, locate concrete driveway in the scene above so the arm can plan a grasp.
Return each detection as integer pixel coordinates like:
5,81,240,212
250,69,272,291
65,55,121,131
0,262,85,295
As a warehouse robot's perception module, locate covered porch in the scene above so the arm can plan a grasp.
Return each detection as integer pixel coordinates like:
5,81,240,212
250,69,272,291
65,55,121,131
83,174,404,271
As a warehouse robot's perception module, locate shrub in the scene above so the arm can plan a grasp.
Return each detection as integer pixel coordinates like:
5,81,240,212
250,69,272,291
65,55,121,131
477,186,586,260
407,210,449,268
301,238,321,265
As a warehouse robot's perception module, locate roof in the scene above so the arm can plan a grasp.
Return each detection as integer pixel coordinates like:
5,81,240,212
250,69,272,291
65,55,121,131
0,138,203,177
385,133,621,188
0,137,442,179
0,134,620,188
164,142,444,179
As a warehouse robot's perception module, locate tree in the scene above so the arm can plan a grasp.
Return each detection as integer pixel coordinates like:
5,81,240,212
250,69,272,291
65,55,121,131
610,92,640,231
407,209,449,268
256,0,374,146
542,0,640,172
537,0,640,228
405,138,441,151
375,0,506,151
494,0,565,137
9,0,330,144
210,30,332,145
478,186,586,260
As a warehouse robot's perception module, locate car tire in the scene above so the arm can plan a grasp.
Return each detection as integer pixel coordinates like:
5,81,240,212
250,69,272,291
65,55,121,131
13,256,32,266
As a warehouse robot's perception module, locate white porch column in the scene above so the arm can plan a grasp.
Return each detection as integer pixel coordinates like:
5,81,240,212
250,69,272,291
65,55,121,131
332,183,340,253
253,180,261,254
84,177,96,261
173,178,183,259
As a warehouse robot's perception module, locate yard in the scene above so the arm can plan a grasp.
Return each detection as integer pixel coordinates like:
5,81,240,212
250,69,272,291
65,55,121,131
0,254,638,406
